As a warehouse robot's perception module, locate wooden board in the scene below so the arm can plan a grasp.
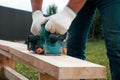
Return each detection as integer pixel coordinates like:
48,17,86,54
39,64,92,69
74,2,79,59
0,40,106,79
4,66,29,80
0,54,14,79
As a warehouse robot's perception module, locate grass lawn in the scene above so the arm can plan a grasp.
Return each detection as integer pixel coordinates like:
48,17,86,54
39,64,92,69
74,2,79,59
86,40,111,80
14,40,111,80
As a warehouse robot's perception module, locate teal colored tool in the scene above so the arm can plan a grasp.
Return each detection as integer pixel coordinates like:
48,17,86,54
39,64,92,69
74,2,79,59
27,24,67,55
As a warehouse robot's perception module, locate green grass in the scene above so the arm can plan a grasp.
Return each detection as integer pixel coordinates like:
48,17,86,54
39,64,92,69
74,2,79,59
86,40,111,80
15,62,38,80
14,40,111,80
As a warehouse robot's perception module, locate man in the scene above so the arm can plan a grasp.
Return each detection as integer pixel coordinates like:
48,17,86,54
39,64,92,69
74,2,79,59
31,0,120,80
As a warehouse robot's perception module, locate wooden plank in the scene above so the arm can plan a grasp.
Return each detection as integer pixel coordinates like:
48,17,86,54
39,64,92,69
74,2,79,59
0,54,14,68
38,73,57,80
4,66,29,80
0,54,14,79
0,40,106,79
0,49,12,58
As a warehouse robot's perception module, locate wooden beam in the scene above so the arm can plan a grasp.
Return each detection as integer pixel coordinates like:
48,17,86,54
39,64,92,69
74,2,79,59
0,49,12,58
0,54,14,79
0,40,106,79
4,66,29,80
38,73,57,80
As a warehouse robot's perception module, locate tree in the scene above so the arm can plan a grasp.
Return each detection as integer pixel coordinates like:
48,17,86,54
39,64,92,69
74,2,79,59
89,9,103,40
46,4,57,16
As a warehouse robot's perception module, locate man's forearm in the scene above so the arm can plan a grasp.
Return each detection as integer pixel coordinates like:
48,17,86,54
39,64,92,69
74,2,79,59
67,0,87,13
31,0,43,12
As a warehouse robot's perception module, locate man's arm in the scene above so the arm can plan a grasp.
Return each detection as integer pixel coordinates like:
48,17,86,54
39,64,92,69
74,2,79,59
31,0,43,12
67,0,87,13
30,0,87,35
45,0,87,34
30,0,48,35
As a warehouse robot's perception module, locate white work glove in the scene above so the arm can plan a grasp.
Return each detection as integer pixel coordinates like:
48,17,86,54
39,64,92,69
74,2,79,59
30,10,48,35
45,7,76,35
